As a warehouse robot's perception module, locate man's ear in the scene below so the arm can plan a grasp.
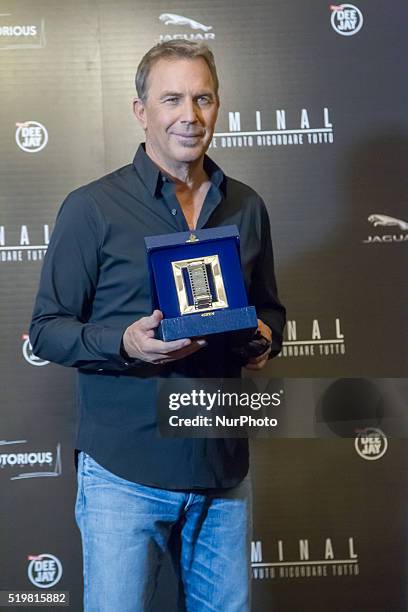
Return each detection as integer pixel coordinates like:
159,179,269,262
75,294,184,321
133,97,147,131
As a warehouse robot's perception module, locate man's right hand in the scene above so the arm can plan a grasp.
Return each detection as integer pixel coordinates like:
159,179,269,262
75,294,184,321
122,310,207,365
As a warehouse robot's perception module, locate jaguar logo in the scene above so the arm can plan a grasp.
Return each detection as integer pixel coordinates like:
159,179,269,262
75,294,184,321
368,214,408,230
159,13,213,32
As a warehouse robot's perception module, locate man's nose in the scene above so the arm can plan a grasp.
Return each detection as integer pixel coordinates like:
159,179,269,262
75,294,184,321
180,99,198,123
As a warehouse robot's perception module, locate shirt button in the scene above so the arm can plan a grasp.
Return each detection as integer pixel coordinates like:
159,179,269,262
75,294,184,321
171,208,177,216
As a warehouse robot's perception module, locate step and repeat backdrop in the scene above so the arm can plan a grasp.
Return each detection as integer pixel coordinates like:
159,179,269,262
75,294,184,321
1,1,407,610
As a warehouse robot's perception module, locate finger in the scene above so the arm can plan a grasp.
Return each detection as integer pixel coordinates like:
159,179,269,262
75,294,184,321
143,336,192,355
166,340,207,360
144,329,155,338
245,359,268,371
247,348,271,364
150,355,176,364
245,352,270,369
150,340,207,364
137,310,163,332
257,320,272,341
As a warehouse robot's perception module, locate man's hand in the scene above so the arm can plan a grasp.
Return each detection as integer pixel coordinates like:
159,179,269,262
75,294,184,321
122,310,207,365
244,319,272,371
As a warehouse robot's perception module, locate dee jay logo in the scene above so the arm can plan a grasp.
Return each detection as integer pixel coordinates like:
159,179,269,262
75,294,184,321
330,4,363,36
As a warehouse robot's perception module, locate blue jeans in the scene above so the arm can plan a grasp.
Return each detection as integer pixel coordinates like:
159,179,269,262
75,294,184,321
75,451,252,612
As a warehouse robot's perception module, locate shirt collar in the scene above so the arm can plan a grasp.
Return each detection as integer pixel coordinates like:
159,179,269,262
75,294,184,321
132,143,226,197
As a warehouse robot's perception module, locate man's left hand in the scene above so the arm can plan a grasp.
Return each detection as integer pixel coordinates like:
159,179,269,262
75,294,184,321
244,319,272,371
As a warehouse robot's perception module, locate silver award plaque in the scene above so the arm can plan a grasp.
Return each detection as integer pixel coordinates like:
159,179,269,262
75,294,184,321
171,254,228,315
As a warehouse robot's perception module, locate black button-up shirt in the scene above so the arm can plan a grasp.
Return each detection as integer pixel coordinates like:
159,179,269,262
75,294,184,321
30,144,286,489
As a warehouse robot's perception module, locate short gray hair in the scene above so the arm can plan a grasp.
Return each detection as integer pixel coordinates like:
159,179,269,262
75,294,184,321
135,40,219,103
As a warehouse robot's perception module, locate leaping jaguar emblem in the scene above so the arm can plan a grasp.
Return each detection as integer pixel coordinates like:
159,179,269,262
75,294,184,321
368,214,408,230
159,13,213,32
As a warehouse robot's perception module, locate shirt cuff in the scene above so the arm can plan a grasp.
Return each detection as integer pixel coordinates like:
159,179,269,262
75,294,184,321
100,326,140,367
119,337,138,365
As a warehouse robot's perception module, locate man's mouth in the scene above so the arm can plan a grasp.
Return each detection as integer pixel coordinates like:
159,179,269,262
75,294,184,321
173,133,203,138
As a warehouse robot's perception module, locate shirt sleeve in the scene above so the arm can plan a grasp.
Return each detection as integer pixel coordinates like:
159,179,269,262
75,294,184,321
29,190,141,371
248,198,286,358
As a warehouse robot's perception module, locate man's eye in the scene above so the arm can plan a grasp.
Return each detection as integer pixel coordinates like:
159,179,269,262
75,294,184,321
197,97,211,105
165,97,179,104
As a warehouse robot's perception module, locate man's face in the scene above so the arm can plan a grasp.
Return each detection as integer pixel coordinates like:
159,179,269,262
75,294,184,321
134,57,219,167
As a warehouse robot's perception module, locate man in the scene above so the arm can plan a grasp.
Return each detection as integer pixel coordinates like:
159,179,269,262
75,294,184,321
30,41,286,612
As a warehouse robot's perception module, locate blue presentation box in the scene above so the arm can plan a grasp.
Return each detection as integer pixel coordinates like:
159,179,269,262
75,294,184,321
145,225,258,342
